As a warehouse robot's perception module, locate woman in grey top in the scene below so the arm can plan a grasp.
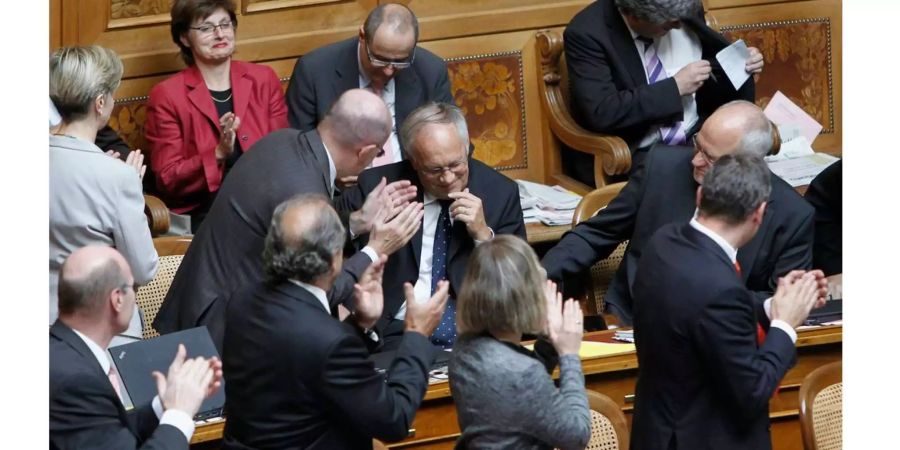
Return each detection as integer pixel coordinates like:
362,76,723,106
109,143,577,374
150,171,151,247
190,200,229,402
449,235,591,450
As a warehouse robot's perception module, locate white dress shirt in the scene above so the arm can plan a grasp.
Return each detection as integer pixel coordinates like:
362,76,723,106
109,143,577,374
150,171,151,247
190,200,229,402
357,44,401,164
70,328,195,442
621,12,702,149
689,217,797,343
395,192,444,320
289,279,331,313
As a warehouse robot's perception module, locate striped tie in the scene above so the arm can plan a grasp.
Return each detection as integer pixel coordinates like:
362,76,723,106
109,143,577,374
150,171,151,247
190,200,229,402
637,37,686,145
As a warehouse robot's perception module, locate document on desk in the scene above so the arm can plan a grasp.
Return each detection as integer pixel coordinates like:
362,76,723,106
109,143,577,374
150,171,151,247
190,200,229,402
524,341,635,359
766,152,839,187
716,39,752,90
764,91,823,144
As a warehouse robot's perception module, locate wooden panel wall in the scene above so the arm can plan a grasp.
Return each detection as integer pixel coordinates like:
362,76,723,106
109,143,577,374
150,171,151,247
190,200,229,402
51,0,842,184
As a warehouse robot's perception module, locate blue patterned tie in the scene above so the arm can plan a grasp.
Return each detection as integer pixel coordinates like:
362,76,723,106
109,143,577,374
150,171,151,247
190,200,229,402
430,200,456,348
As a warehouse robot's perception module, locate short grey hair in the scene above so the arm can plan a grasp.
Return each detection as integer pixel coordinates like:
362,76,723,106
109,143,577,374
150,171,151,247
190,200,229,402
724,100,777,157
399,102,470,160
263,194,346,285
58,257,127,317
699,154,772,225
615,0,701,23
50,45,123,123
363,3,419,43
457,235,547,336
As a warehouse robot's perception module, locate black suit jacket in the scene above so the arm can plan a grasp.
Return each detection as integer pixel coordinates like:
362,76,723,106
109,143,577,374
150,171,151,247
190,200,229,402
286,37,454,147
50,321,186,450
542,146,814,324
804,160,842,276
564,0,755,150
335,159,526,333
222,281,435,450
630,223,796,450
154,129,371,351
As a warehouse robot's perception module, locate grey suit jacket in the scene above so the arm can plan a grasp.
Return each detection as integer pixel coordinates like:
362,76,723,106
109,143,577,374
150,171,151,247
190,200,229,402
49,134,158,329
285,37,454,149
154,129,372,352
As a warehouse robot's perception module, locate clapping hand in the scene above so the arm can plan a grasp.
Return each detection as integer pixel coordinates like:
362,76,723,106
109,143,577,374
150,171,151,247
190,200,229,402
215,112,241,162
544,280,583,356
349,178,417,236
404,280,450,337
352,254,388,330
152,344,222,417
125,149,147,180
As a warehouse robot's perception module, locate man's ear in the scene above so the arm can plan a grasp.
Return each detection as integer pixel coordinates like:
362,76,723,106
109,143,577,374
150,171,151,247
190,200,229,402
695,185,703,209
109,288,124,313
753,201,767,225
357,143,380,165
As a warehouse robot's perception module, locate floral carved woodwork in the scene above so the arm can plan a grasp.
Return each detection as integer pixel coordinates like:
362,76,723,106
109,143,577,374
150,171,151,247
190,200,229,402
110,0,173,20
722,18,834,135
110,98,149,152
447,52,527,171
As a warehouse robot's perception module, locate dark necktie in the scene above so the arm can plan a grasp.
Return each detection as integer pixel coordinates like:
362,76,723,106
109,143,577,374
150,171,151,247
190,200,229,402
430,200,456,348
636,36,686,145
735,260,766,346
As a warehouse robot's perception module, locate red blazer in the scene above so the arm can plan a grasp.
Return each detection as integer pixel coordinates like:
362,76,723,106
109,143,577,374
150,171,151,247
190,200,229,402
145,60,288,213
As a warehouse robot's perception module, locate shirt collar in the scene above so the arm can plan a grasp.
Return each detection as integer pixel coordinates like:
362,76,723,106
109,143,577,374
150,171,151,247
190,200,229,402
289,279,330,314
357,43,395,94
423,191,438,206
689,210,738,264
71,328,111,375
321,140,337,196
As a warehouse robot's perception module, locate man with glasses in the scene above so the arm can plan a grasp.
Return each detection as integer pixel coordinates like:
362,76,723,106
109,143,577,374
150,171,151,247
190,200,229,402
542,101,815,326
562,0,764,185
286,3,454,170
336,102,526,350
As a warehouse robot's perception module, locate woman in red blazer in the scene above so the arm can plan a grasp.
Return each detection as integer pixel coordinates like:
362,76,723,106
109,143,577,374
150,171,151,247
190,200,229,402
146,0,288,231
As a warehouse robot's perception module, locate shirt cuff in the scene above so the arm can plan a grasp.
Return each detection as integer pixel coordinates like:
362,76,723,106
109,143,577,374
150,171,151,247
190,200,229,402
361,246,378,262
473,227,495,245
769,319,797,344
764,297,773,320
152,396,195,442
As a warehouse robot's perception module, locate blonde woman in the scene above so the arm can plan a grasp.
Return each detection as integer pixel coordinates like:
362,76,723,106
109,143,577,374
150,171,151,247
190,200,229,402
449,235,591,450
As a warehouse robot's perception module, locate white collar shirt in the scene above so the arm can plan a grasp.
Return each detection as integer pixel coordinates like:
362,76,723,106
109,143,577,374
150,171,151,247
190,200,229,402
289,279,331,314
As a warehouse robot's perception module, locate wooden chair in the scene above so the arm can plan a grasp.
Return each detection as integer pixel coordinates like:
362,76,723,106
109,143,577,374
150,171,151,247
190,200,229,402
799,361,842,450
572,183,628,324
135,236,191,339
372,439,388,450
585,389,629,450
143,194,170,237
535,30,631,194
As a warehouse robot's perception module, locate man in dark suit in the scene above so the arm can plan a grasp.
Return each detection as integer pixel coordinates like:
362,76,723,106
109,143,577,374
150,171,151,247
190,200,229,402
337,102,526,349
805,160,842,277
563,0,764,183
630,154,825,450
286,3,454,171
154,90,422,351
50,246,222,450
542,101,814,325
222,195,450,450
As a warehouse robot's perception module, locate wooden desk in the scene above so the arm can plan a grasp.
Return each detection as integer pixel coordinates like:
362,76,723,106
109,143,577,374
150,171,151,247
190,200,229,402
191,325,841,449
525,221,570,244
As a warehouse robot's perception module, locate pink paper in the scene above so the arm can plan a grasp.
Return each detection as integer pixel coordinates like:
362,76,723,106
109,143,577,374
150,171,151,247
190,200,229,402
763,91,823,145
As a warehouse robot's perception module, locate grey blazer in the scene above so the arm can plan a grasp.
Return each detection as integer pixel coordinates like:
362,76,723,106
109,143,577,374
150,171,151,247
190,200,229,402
49,134,158,329
449,335,591,450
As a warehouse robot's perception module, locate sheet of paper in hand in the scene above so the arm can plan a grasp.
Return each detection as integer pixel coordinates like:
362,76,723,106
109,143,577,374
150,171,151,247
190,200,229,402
715,39,752,90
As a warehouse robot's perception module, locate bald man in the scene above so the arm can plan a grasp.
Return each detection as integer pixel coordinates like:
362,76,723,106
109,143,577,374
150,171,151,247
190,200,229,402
155,89,422,351
286,3,454,165
542,100,815,325
50,246,222,449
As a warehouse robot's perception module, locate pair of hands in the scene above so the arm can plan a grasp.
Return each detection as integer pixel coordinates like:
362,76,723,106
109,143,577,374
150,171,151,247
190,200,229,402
352,253,450,335
151,344,223,418
543,280,584,356
215,112,241,162
771,269,829,328
351,178,423,256
673,46,765,96
106,149,147,181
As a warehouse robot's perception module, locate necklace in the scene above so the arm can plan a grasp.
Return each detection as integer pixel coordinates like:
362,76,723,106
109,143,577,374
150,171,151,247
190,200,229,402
211,90,232,103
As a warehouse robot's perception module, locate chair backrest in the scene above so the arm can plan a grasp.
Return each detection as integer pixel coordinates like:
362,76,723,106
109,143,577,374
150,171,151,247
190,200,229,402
372,439,388,450
573,183,629,316
585,389,629,450
136,236,192,339
799,361,842,450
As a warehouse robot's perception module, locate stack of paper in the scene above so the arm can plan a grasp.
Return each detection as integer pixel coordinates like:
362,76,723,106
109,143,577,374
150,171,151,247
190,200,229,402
763,91,840,186
516,180,582,226
523,341,635,358
612,329,634,343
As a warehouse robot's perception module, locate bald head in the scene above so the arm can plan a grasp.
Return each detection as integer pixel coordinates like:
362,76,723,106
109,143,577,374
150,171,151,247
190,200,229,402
58,246,131,317
703,100,775,158
364,3,419,44
319,88,392,152
263,194,346,285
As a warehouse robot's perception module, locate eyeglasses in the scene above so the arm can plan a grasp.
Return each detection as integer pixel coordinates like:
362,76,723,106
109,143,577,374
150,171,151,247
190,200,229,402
418,157,468,177
366,44,415,69
190,20,233,36
692,135,718,165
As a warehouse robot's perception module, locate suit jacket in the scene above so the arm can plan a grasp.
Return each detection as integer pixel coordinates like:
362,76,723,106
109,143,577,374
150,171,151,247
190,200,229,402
564,0,755,149
285,37,454,146
804,160,842,276
49,134,158,327
50,321,186,450
146,61,288,214
630,223,796,450
222,281,435,450
335,159,526,331
542,146,814,324
95,125,132,159
154,129,371,352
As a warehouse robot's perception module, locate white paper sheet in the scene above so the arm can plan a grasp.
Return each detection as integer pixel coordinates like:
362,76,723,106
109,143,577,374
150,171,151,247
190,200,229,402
715,39,752,90
766,153,839,187
764,91,823,145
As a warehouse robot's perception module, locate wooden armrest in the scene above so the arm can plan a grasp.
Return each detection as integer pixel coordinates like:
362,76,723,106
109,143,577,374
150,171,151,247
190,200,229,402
144,194,170,237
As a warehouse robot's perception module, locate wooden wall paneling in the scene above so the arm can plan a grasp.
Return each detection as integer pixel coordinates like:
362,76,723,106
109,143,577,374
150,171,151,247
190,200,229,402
707,0,842,155
50,0,63,50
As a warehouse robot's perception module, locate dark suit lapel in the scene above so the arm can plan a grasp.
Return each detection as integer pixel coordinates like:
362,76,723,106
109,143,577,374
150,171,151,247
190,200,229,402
394,68,422,132
231,62,251,122
185,66,221,128
603,0,647,87
333,39,363,102
682,223,735,271
302,129,334,197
